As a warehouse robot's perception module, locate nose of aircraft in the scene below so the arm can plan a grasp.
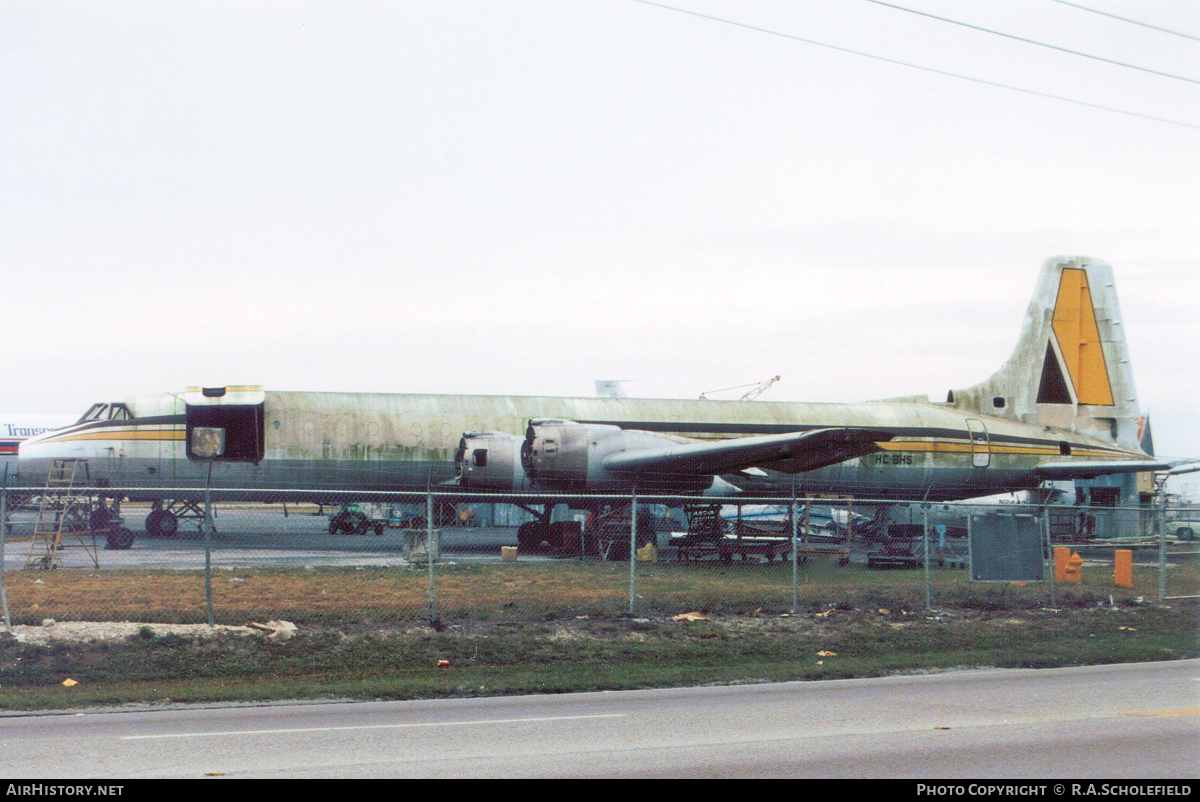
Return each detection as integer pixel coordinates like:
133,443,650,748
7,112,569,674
16,429,76,486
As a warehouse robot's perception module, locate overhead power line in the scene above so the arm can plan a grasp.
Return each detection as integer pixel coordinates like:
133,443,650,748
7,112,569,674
860,0,1200,85
631,0,1199,131
1048,0,1200,43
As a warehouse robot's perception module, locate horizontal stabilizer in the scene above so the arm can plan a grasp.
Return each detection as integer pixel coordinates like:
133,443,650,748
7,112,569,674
602,428,889,477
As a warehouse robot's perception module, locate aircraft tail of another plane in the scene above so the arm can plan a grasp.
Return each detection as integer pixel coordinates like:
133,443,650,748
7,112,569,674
950,256,1146,451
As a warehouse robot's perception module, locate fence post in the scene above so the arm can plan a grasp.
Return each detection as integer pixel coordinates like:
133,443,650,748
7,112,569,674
629,487,637,615
1155,482,1167,604
427,491,437,626
203,465,214,627
1043,506,1057,608
790,483,798,615
922,503,932,611
1,468,9,628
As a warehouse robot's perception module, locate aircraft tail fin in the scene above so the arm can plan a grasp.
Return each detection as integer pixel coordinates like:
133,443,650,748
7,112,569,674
950,256,1143,450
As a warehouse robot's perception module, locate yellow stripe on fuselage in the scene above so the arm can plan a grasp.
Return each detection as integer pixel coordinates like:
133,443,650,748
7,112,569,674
875,440,1136,460
37,430,184,443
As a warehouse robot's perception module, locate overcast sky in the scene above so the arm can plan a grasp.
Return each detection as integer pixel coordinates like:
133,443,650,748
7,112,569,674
3,1,1198,492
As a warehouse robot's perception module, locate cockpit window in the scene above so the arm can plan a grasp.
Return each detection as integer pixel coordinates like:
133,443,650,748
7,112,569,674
78,404,108,424
76,403,134,424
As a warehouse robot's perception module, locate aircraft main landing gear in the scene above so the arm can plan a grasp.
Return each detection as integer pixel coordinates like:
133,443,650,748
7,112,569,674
145,509,179,538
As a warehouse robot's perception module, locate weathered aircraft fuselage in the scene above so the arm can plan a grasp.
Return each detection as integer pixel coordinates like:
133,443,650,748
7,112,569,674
17,388,1143,502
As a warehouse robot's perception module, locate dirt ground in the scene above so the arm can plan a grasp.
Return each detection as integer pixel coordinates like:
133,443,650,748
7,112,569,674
0,602,1107,647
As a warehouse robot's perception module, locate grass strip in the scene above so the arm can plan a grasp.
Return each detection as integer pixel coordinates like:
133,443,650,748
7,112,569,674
1,602,1194,711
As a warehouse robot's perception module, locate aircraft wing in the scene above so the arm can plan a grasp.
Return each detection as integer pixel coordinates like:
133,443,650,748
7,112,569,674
1033,459,1190,480
601,428,890,477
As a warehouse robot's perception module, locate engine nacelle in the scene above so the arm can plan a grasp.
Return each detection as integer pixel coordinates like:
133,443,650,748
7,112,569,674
521,419,710,492
455,431,527,491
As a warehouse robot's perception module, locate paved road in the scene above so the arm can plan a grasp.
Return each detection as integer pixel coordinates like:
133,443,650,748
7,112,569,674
2,512,544,568
2,660,1196,778
4,507,1195,571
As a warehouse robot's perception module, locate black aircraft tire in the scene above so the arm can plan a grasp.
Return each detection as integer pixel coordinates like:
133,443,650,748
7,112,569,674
106,528,135,550
147,510,180,538
1178,527,1195,542
158,511,179,538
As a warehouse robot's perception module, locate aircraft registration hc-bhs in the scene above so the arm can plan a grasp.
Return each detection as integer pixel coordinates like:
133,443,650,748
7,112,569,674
16,257,1195,547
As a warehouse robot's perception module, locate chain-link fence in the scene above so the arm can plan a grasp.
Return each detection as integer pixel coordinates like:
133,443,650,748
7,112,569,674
1,485,1196,628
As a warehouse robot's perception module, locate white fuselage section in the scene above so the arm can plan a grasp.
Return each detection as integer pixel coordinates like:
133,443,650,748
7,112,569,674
1,414,76,475
15,390,1150,502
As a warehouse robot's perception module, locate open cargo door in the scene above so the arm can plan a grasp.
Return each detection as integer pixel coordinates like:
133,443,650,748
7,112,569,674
182,386,266,464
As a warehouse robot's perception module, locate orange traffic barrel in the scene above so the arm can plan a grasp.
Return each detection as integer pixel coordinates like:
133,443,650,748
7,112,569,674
1114,549,1133,588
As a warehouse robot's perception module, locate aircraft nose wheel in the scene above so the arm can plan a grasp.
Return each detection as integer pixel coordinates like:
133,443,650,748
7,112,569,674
105,527,135,550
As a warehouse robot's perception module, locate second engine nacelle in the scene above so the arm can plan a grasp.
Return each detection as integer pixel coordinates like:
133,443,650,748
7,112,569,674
520,419,710,492
455,431,527,491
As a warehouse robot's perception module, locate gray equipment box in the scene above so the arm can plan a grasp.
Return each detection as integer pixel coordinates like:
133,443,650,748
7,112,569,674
969,514,1044,582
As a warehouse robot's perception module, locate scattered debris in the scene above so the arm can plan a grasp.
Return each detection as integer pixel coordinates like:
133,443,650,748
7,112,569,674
244,620,297,642
61,679,77,687
817,650,837,657
670,612,711,622
3,622,258,645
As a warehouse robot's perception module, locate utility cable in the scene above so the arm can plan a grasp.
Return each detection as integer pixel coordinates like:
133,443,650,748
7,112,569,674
631,0,1200,130
1047,0,1200,43
860,0,1199,85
